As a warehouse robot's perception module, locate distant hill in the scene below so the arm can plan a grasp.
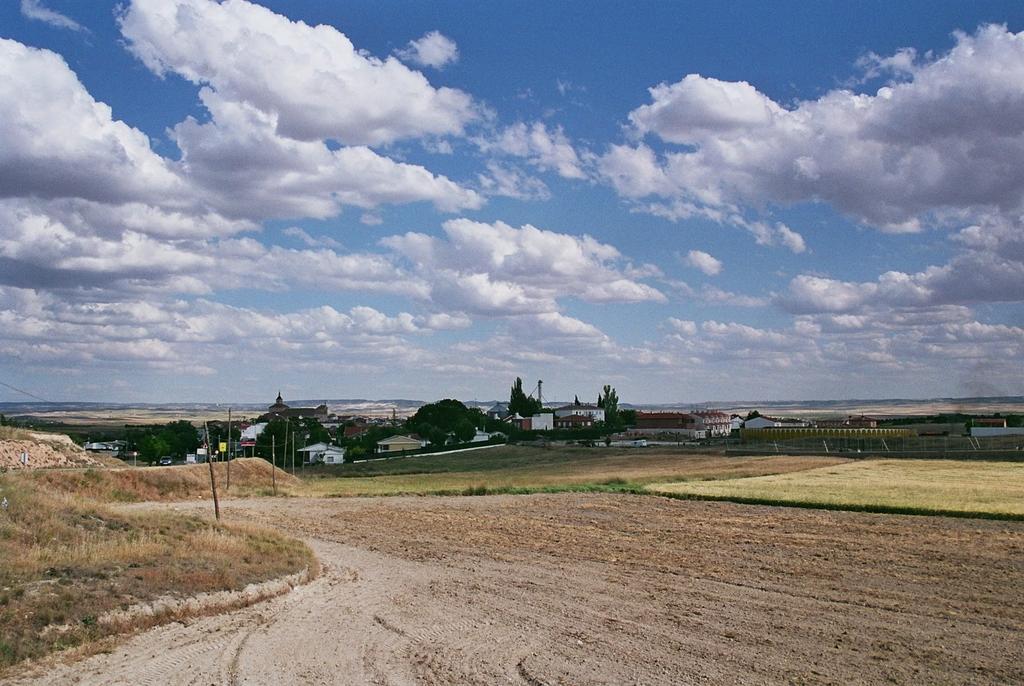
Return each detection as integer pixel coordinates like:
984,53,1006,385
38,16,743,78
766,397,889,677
3,396,1023,426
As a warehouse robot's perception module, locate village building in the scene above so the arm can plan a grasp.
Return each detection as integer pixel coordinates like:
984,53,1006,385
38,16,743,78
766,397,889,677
628,412,707,439
298,442,347,464
743,415,811,430
554,413,595,429
376,434,427,454
554,403,606,423
815,415,880,429
693,410,731,437
259,391,328,422
486,402,510,420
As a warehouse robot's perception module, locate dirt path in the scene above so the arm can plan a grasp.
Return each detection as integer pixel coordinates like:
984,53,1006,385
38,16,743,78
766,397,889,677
11,494,1024,685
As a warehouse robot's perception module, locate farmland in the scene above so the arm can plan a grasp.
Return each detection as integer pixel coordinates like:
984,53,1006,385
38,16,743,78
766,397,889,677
11,492,1024,685
650,458,1024,518
4,446,1023,683
299,445,849,496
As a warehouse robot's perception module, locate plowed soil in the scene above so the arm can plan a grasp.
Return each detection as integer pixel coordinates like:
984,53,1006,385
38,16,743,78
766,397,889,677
12,493,1024,685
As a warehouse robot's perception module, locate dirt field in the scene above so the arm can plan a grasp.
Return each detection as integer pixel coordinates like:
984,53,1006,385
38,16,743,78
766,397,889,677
11,493,1023,685
304,451,848,496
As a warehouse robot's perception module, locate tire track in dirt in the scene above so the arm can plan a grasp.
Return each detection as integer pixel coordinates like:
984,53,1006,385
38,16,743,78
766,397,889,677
8,493,1024,685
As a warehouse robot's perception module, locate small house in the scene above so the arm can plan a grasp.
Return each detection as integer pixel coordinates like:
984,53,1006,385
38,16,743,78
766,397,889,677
376,435,427,454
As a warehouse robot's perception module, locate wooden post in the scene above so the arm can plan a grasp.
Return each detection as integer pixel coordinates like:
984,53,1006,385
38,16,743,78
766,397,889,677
226,407,232,491
205,421,220,521
271,433,277,496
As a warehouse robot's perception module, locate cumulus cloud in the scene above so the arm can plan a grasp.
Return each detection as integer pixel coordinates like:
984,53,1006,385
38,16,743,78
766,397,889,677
477,122,587,179
0,39,184,206
0,289,448,375
780,251,1024,314
119,0,478,146
395,31,459,69
171,89,483,217
603,25,1024,244
477,161,551,200
20,0,86,32
683,250,722,275
382,218,665,315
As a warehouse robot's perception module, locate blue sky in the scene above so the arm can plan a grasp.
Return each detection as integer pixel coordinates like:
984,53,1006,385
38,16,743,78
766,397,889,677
1,0,1023,404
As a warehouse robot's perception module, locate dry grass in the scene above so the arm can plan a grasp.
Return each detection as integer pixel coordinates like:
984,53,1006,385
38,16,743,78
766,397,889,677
0,469,315,672
0,426,35,442
648,458,1024,517
303,448,847,497
20,458,302,502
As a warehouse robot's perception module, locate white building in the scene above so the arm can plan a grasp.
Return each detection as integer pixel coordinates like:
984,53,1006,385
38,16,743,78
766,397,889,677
240,423,268,441
554,404,606,423
322,446,347,464
744,416,810,430
529,413,554,431
693,411,731,437
298,442,346,464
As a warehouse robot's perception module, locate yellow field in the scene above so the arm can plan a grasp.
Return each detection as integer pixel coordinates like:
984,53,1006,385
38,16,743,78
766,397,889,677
649,459,1024,517
302,450,848,497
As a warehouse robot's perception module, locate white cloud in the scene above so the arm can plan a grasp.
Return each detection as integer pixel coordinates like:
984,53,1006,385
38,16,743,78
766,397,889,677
780,250,1024,315
382,218,665,315
477,161,551,200
0,39,184,205
604,25,1024,241
119,0,478,146
683,250,722,276
395,31,459,69
282,226,342,249
20,0,86,32
699,286,767,307
665,318,697,336
478,122,587,179
170,88,483,218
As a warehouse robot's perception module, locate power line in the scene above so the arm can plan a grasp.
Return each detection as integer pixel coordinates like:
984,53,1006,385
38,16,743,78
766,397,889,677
0,380,49,403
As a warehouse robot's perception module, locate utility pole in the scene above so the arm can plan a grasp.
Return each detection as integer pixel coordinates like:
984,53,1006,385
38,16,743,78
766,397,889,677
271,433,277,496
226,407,232,491
204,421,220,521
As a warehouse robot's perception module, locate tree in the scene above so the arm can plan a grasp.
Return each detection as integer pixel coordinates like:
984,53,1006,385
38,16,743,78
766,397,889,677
509,377,542,416
600,385,619,426
574,395,580,406
453,417,476,443
139,435,169,464
746,410,761,420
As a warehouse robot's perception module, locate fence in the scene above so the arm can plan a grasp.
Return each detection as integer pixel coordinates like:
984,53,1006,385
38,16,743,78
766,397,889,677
731,431,1024,459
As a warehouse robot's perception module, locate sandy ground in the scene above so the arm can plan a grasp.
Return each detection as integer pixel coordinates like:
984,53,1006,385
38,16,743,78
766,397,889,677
11,493,1024,685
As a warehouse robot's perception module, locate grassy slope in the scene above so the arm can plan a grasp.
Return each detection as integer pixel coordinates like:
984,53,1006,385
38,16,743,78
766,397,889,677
0,460,313,672
20,457,302,502
301,446,849,497
648,459,1024,519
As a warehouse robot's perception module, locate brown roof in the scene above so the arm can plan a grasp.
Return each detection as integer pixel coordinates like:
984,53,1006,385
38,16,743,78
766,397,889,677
636,412,691,419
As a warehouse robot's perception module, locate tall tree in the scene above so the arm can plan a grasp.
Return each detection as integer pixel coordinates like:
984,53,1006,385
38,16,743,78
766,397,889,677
600,385,619,426
509,377,542,416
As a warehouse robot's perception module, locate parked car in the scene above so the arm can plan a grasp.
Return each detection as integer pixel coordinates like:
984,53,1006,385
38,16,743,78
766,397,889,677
158,456,173,466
